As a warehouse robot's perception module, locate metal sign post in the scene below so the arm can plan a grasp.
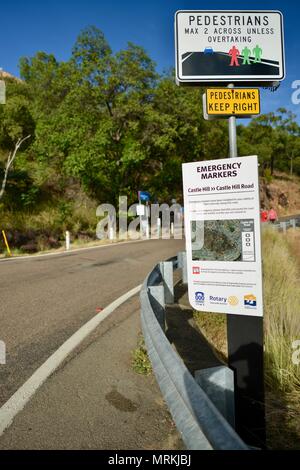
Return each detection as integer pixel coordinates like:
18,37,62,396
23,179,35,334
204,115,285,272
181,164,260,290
228,115,237,158
226,84,266,448
176,9,285,449
228,84,238,158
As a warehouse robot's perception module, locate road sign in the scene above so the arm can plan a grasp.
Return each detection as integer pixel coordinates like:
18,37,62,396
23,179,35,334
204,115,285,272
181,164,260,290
182,155,263,317
138,191,151,202
175,10,285,85
206,88,260,116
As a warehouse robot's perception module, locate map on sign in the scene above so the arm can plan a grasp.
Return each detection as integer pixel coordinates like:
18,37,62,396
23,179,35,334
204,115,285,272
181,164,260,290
206,88,260,116
175,10,285,84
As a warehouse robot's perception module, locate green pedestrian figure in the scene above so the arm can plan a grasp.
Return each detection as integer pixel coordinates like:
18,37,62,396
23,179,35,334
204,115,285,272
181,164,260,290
253,44,263,63
241,46,251,65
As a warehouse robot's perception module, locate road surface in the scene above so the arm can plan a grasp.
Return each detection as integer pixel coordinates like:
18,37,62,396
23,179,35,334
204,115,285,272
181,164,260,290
0,239,184,407
181,51,280,77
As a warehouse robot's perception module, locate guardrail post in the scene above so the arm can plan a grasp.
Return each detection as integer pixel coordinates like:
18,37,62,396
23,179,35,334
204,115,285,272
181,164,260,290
65,231,71,251
182,252,188,285
177,251,188,285
177,252,183,268
195,366,235,428
148,285,165,331
159,261,174,304
291,219,296,229
280,221,287,233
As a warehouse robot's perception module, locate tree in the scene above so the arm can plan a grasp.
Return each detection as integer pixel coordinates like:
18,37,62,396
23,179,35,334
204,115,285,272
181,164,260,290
0,78,34,202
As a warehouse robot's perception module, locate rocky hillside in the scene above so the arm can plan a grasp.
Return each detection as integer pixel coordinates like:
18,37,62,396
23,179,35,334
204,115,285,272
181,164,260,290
260,172,300,217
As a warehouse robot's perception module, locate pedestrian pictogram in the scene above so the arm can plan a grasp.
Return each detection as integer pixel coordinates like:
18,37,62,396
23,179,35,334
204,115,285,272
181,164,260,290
229,46,240,67
253,44,263,63
242,46,251,65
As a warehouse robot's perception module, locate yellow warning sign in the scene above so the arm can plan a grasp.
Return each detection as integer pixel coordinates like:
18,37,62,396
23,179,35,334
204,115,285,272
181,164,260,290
206,88,260,116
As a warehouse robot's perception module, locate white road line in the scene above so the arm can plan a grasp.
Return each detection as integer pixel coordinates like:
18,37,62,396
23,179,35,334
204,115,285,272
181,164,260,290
0,284,141,436
182,52,194,63
217,51,278,67
0,238,153,263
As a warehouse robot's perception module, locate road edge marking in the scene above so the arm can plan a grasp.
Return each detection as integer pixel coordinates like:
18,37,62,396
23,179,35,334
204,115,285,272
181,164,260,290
0,284,141,437
0,238,153,263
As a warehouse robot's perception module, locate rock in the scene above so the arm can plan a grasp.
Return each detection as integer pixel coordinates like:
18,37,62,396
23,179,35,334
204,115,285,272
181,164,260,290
20,242,38,253
266,185,277,201
278,192,289,207
47,236,60,248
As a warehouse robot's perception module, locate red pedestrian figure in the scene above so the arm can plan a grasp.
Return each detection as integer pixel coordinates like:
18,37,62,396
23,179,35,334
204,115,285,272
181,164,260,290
229,45,240,66
260,209,268,223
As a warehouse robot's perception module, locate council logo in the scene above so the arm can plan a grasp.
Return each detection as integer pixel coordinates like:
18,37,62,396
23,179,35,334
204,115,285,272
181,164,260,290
195,292,205,304
192,266,200,274
244,294,257,308
228,296,239,306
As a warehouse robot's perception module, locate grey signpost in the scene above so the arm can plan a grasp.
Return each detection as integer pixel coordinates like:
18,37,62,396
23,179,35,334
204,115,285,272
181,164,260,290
176,10,285,448
228,85,238,159
226,84,266,448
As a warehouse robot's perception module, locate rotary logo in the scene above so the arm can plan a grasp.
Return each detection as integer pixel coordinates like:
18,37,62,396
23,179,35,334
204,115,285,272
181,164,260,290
228,296,239,306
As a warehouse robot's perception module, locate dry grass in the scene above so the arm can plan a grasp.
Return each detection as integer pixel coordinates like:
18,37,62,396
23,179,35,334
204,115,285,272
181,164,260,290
263,227,300,392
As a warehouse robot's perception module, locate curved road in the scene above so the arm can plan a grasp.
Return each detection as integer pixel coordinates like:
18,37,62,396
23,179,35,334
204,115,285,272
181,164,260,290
0,239,184,407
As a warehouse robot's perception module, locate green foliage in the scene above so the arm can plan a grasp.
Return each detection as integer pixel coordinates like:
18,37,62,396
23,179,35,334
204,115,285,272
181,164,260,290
1,25,300,240
0,79,34,149
264,168,273,184
20,186,40,207
132,337,152,375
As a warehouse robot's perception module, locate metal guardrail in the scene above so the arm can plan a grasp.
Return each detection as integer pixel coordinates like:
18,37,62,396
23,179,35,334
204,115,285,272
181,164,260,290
140,255,249,450
273,216,300,232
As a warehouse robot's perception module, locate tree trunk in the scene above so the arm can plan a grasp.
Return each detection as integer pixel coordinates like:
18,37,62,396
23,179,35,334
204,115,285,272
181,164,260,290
0,135,31,201
270,154,274,175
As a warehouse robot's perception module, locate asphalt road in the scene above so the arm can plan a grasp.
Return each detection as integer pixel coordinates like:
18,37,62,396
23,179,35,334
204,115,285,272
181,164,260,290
182,52,280,77
0,239,184,407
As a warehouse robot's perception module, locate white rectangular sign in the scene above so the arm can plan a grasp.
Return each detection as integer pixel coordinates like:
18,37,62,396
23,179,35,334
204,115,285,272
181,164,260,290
182,156,263,317
175,10,285,84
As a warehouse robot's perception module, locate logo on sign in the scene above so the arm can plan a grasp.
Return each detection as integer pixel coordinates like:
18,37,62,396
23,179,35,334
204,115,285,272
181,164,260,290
193,266,200,274
228,296,239,306
244,294,257,308
210,295,227,305
195,292,205,304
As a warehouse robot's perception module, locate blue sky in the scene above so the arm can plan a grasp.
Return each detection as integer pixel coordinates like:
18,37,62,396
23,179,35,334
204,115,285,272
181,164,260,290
1,0,299,121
